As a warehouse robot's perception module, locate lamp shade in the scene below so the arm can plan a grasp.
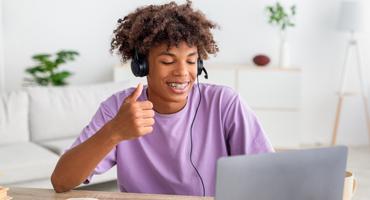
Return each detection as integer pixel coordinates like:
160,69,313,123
337,1,363,32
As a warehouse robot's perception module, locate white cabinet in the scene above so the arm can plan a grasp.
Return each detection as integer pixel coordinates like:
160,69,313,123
237,70,301,109
114,64,302,148
200,65,302,148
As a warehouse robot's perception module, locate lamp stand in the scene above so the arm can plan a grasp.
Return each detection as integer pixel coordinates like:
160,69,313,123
331,32,370,145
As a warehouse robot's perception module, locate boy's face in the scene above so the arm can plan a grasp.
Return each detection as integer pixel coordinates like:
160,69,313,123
147,41,198,109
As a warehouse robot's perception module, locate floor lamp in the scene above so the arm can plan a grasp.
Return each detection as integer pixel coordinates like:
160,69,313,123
332,1,370,145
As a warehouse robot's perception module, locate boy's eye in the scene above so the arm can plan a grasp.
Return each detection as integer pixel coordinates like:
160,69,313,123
161,61,175,65
160,60,196,65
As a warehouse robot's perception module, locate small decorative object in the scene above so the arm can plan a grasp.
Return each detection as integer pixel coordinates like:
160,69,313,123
266,2,296,68
24,50,79,86
253,54,270,66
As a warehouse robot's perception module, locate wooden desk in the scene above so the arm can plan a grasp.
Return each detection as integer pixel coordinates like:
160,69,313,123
8,187,214,200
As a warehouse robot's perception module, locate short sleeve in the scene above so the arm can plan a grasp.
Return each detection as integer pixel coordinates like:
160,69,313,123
67,101,117,184
224,94,274,155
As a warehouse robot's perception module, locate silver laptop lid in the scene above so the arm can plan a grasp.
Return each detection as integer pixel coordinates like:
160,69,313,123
215,146,347,200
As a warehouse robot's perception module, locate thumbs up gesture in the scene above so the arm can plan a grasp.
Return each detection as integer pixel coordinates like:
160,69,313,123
109,83,155,141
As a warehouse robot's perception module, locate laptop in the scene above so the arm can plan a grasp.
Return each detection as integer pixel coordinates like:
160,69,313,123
215,146,348,200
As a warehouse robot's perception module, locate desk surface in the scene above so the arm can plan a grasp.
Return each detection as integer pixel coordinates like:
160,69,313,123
8,187,214,200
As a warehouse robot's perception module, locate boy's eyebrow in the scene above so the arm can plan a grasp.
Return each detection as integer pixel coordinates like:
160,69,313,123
187,52,198,57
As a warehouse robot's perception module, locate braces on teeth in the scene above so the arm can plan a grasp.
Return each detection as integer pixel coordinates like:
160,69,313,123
169,83,187,88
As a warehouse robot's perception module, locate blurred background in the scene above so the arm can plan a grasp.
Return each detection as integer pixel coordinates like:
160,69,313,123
1,0,370,145
0,0,369,199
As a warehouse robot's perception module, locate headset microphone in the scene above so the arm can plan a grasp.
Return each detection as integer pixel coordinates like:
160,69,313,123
202,67,208,79
197,59,208,80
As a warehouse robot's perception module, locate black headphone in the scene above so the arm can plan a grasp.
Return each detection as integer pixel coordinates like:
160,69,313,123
131,49,208,79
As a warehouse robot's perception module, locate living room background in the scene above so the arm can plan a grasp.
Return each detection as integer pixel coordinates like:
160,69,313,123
1,0,370,146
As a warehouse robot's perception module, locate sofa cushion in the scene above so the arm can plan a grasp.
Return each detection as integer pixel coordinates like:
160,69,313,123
0,142,59,184
39,138,76,155
27,81,129,142
0,91,29,145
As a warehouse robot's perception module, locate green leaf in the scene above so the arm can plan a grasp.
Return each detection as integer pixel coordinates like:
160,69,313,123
267,6,273,13
291,5,296,15
25,66,46,74
282,23,286,30
50,71,72,86
55,50,79,67
32,54,51,61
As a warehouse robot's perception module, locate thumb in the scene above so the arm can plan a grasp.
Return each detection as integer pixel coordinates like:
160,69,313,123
126,83,143,103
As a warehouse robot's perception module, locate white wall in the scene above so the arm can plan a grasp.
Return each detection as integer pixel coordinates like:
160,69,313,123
1,0,370,145
0,0,4,91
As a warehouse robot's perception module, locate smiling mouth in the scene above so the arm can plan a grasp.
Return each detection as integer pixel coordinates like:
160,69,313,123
166,82,190,90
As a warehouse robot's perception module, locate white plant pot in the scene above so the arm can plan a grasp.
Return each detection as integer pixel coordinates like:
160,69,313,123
278,31,291,68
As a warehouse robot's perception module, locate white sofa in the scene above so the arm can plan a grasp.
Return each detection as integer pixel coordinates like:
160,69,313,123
0,81,129,188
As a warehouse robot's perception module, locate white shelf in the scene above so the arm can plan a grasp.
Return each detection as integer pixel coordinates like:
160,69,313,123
204,63,301,72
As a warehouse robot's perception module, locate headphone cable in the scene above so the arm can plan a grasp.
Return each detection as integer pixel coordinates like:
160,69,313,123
189,77,206,196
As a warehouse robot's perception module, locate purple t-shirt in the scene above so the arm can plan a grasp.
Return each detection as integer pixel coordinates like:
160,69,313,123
69,83,273,196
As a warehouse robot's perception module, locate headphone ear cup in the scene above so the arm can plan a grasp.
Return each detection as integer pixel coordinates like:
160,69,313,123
140,60,149,76
131,55,149,77
131,59,140,77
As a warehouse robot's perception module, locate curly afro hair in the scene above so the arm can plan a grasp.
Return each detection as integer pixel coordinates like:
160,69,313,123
111,0,219,62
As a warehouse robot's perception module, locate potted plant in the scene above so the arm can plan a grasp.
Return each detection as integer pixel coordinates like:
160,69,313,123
24,50,79,86
266,2,296,68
